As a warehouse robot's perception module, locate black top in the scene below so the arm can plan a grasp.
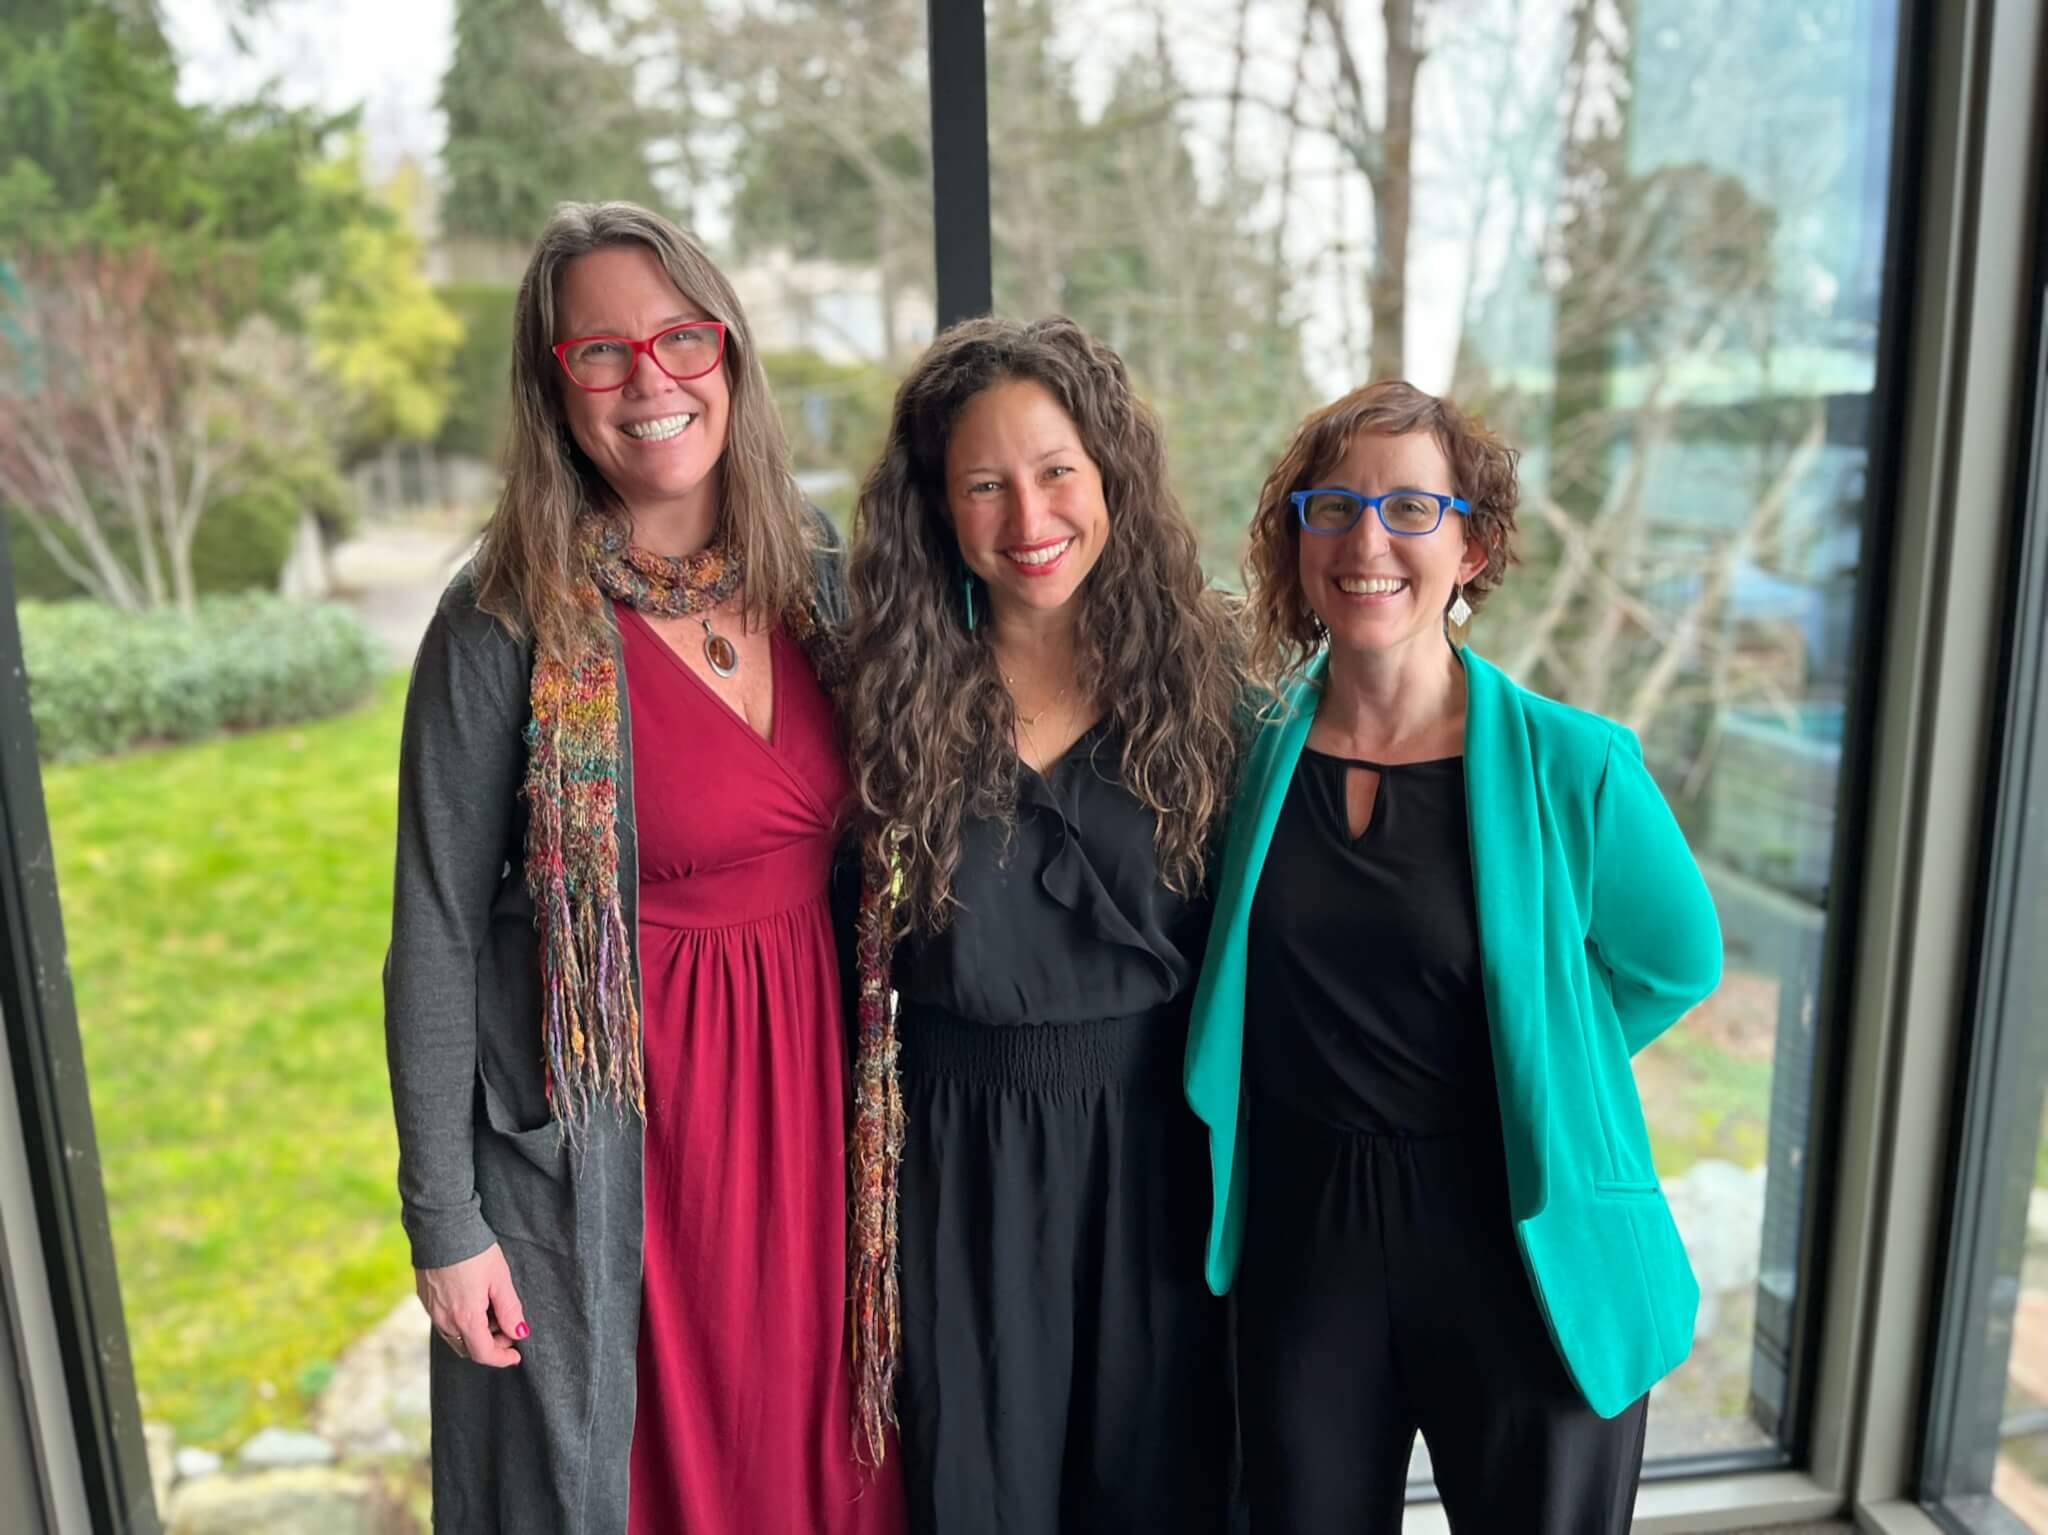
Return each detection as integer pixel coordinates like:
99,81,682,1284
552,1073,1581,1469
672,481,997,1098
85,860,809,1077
1245,748,1496,1134
898,720,1204,1025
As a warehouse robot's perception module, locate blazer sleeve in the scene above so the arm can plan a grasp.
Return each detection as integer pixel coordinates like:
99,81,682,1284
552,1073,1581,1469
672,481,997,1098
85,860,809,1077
382,599,527,1270
1587,725,1724,1056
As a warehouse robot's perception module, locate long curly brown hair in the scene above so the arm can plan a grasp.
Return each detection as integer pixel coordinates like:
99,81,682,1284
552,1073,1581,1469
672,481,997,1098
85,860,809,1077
1245,379,1520,687
843,315,1243,934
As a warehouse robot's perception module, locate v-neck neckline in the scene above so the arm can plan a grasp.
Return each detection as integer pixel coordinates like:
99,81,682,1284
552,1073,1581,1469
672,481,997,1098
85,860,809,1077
1018,713,1113,786
618,603,780,750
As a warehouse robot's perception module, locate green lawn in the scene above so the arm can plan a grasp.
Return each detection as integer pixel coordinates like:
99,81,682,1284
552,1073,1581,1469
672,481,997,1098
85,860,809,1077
42,673,413,1448
1641,1022,1775,1176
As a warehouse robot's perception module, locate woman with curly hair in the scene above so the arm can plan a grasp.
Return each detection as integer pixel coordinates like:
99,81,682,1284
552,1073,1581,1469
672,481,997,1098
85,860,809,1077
838,315,1240,1533
384,200,900,1533
1183,380,1723,1531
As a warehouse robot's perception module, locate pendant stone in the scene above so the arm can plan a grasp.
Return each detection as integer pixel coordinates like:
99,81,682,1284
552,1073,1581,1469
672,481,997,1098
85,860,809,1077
703,630,740,678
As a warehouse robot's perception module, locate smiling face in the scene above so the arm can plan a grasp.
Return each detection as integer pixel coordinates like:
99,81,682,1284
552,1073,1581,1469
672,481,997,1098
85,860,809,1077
1297,429,1487,661
553,243,731,528
943,377,1110,625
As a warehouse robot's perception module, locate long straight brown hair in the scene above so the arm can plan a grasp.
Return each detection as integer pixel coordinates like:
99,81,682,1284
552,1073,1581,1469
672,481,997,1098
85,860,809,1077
473,200,818,662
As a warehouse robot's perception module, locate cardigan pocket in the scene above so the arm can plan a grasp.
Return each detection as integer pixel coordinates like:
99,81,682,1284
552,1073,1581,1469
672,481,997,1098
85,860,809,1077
475,1068,575,1256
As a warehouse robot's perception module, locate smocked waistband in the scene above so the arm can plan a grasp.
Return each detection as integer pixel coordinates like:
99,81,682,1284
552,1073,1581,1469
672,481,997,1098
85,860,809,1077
896,1003,1182,1092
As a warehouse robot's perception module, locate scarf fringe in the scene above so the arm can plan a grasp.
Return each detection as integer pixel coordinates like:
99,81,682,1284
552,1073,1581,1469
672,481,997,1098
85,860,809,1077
848,846,906,1464
522,516,839,1140
525,649,645,1132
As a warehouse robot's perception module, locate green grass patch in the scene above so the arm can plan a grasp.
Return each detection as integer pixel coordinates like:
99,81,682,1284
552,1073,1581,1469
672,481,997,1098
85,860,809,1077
1641,1023,1775,1177
43,673,413,1447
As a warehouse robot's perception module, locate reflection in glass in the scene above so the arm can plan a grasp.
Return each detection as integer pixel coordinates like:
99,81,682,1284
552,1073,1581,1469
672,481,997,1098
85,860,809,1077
988,0,1903,1463
1994,1089,2048,1530
1932,637,2048,1533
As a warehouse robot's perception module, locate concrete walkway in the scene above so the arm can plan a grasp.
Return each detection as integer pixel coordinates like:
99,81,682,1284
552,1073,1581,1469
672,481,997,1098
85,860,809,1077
327,515,480,669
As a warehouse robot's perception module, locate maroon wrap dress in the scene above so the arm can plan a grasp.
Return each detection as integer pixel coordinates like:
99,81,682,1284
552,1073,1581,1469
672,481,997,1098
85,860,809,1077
616,604,901,1535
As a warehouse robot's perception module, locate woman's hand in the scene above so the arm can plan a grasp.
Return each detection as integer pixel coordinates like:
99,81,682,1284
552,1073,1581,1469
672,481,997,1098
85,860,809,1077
416,1243,530,1367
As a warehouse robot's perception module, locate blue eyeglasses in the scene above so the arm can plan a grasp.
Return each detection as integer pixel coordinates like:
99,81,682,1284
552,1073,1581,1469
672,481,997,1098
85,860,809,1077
1291,488,1470,537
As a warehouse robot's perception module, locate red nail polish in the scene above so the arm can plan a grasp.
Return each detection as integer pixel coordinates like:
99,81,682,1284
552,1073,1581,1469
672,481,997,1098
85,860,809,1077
515,1322,530,1340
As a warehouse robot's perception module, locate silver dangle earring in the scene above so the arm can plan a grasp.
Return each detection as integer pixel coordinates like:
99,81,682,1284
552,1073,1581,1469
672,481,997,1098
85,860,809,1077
1448,583,1473,629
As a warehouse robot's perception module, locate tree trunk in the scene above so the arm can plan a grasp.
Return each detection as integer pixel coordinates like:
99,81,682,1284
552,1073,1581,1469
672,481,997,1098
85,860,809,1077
1369,0,1421,381
1269,2,1317,328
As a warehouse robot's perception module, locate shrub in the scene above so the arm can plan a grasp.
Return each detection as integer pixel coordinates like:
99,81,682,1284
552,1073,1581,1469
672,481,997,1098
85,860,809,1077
760,349,895,475
17,594,382,762
3,443,358,603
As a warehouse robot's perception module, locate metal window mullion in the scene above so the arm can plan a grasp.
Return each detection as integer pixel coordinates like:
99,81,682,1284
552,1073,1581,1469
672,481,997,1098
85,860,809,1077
0,540,158,1533
1916,154,2048,1510
927,0,993,328
1767,0,1944,1472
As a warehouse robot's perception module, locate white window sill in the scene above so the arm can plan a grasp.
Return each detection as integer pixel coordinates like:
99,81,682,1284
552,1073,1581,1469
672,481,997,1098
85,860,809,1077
1853,1501,1949,1535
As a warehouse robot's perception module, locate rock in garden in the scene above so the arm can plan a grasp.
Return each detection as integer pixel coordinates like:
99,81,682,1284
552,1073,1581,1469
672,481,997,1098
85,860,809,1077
1663,1158,1768,1296
174,1447,224,1482
167,1466,414,1535
235,1427,337,1469
313,1295,433,1457
143,1422,174,1515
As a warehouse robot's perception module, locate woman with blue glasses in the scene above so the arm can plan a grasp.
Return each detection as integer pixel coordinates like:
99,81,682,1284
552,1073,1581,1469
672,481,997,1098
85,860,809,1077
1183,380,1722,1531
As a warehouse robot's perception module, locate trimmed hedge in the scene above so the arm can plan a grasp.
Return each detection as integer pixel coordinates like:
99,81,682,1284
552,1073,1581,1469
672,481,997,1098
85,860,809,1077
18,595,383,762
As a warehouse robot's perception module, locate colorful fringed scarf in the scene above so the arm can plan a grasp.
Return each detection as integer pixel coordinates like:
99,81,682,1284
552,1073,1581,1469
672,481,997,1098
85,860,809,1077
522,510,844,1127
849,840,907,1464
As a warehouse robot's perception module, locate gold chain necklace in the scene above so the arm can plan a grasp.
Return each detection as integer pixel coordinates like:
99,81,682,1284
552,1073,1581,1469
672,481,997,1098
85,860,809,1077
1002,671,1072,730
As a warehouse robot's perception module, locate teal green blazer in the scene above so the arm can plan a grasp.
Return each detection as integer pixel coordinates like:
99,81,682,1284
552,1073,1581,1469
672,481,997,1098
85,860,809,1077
1184,648,1723,1418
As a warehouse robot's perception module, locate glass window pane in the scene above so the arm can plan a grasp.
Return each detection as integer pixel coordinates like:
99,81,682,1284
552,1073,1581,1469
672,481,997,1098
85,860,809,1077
990,0,1905,1463
11,0,929,1517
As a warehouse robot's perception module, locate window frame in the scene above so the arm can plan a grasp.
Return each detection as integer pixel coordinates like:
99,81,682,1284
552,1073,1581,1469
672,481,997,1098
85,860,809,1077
1914,103,2048,1531
0,541,157,1532
6,0,2040,1529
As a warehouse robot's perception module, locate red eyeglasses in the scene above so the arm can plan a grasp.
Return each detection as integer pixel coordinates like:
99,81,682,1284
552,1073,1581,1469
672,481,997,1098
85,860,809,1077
552,320,728,393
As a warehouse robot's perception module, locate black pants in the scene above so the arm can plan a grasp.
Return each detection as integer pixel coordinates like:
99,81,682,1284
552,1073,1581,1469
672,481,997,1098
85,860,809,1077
1238,1099,1647,1534
896,1008,1232,1535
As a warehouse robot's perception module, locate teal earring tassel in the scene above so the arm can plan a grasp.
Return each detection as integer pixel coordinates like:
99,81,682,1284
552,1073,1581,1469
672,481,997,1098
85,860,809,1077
963,573,978,632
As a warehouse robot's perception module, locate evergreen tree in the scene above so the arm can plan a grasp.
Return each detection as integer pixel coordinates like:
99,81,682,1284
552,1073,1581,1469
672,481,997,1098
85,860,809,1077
438,0,660,244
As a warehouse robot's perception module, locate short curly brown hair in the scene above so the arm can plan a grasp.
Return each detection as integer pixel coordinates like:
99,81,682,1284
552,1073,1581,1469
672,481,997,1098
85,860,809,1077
1244,379,1520,686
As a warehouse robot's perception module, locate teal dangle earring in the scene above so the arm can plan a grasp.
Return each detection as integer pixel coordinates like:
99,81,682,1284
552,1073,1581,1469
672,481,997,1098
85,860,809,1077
963,571,979,632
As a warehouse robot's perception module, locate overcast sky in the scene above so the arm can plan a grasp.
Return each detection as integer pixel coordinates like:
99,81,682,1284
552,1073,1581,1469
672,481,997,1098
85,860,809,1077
154,0,1483,391
164,0,455,177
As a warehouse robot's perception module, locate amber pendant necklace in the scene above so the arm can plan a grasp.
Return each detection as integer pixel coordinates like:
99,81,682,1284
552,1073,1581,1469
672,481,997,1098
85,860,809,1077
700,616,739,678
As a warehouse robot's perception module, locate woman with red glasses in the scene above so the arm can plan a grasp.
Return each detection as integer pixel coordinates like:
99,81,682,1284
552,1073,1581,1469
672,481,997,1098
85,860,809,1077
383,200,901,1534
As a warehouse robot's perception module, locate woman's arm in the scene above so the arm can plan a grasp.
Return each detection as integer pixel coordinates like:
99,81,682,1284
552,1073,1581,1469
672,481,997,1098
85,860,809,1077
383,595,526,1271
1587,726,1724,1056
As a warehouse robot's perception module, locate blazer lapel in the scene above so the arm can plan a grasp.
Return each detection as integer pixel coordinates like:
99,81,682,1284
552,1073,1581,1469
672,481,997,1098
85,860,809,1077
1185,666,1319,1116
1461,649,1552,1219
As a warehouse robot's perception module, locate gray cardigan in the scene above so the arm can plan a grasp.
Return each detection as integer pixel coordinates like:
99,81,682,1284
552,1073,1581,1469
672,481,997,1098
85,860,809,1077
383,519,847,1533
